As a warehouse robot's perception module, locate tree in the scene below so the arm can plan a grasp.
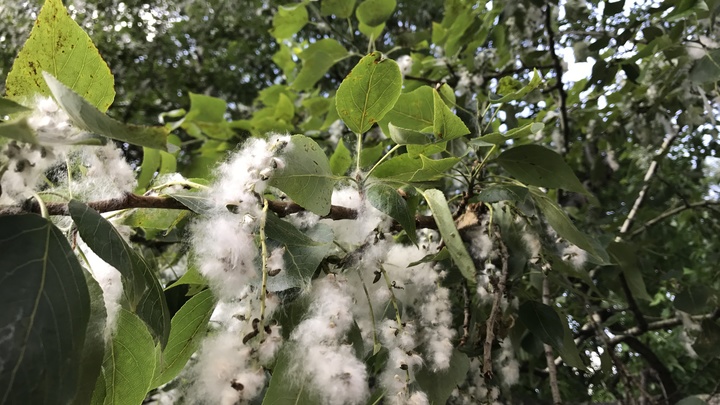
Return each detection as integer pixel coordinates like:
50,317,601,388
1,0,719,404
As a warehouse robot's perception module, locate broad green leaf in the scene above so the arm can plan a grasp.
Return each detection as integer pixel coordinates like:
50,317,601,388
135,147,161,193
98,309,157,405
43,73,168,150
495,145,587,195
422,189,476,284
167,191,214,214
519,301,565,350
367,182,417,243
433,88,469,141
153,289,216,387
359,142,387,168
359,22,385,40
0,118,38,144
266,222,334,292
607,241,652,302
689,50,720,83
415,349,470,405
69,200,171,347
477,185,528,203
0,215,91,405
490,69,542,103
379,86,434,136
265,211,325,247
5,0,114,111
692,319,720,358
321,0,357,18
270,3,309,40
75,271,107,405
274,93,295,121
372,154,460,182
292,38,348,90
473,122,545,145
186,93,227,123
675,397,708,405
356,0,397,26
530,189,609,263
273,43,296,78
330,138,353,176
166,265,207,289
336,52,402,134
0,97,30,116
674,286,714,315
262,347,316,405
269,135,337,216
123,208,187,231
388,123,434,145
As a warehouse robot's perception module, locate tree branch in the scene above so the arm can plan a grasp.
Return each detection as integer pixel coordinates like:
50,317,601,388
545,4,570,154
0,193,439,230
482,232,510,378
629,200,720,239
543,276,563,405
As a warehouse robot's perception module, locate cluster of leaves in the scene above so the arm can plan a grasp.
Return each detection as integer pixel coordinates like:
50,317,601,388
1,0,720,404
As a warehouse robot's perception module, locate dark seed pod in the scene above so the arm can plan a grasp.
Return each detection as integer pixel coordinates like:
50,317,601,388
268,268,281,277
372,271,382,284
230,379,244,391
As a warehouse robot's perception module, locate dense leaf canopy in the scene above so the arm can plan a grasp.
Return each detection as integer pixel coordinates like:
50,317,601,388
1,0,720,404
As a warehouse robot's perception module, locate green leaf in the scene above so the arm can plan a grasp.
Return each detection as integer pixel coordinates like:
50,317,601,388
123,208,187,231
0,117,38,144
167,191,214,214
388,123,434,145
530,189,609,263
166,265,207,289
187,92,227,123
490,69,542,103
689,49,720,84
422,189,476,285
153,289,216,387
98,309,157,405
433,88,469,141
5,0,114,110
43,72,168,150
557,310,587,369
135,147,161,193
269,135,337,216
356,0,397,26
0,97,30,116
367,182,417,243
321,0,357,18
293,40,348,90
270,3,309,40
519,301,565,350
69,200,171,347
0,215,91,405
262,347,316,405
336,52,402,134
674,286,714,315
359,22,385,40
473,122,545,145
415,349,470,405
607,241,652,302
75,271,107,405
477,185,528,203
407,247,450,267
330,138,353,176
373,154,460,182
496,145,587,195
379,86,434,136
266,220,334,291
675,396,708,405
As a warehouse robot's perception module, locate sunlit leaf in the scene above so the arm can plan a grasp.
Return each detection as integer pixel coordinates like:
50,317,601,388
433,88,469,141
269,135,337,216
372,154,460,182
336,52,402,134
5,0,114,111
473,122,544,145
270,3,309,40
329,138,353,176
422,189,476,285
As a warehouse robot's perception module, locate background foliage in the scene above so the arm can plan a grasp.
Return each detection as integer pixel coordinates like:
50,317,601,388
1,0,720,404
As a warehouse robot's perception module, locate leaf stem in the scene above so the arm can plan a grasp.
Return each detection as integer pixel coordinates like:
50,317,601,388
380,265,403,330
31,192,48,219
259,199,270,327
366,144,401,178
356,269,381,354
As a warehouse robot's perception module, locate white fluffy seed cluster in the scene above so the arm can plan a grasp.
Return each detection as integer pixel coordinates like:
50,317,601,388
0,96,136,204
188,135,289,404
289,276,369,405
449,358,502,405
190,135,289,300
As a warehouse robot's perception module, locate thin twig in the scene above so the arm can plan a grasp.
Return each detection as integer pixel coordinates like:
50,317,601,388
482,232,510,378
542,277,563,405
459,280,471,347
629,200,720,239
544,3,570,154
